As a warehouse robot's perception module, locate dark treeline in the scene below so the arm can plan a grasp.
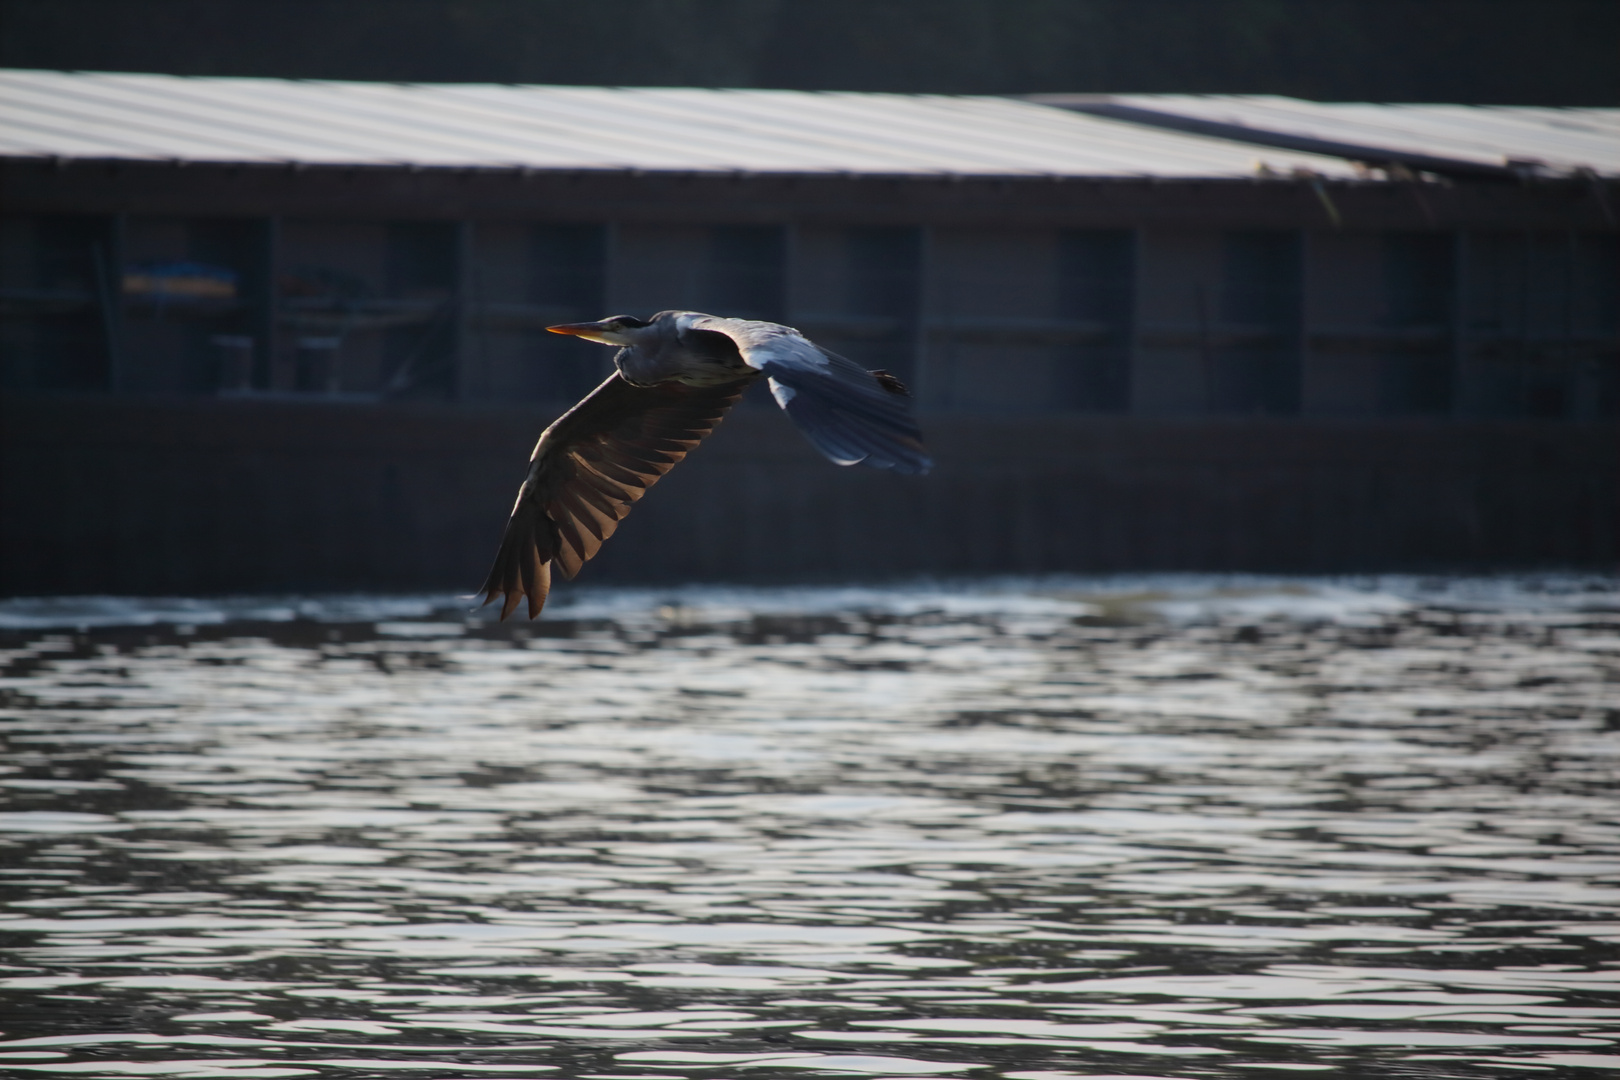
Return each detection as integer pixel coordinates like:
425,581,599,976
1,0,1614,105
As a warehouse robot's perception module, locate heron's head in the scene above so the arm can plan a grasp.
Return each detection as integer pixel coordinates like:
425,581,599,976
546,315,651,346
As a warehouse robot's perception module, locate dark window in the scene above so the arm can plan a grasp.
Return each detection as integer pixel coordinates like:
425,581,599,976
1058,230,1131,323
848,227,920,320
531,224,604,311
1580,234,1620,416
834,226,920,383
111,216,264,396
1213,230,1300,415
1222,231,1299,326
0,214,114,392
1057,230,1133,412
1385,232,1453,327
1579,233,1619,336
704,226,783,321
529,224,607,402
1380,232,1454,414
383,221,458,398
184,218,262,394
1461,231,1619,419
387,221,456,296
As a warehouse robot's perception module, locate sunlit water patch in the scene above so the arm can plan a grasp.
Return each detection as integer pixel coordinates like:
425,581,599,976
1,576,1617,1079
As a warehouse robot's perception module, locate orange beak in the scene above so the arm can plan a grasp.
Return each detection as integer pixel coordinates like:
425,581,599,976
545,319,627,345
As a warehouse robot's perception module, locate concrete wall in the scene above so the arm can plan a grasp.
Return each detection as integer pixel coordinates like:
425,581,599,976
4,396,1614,597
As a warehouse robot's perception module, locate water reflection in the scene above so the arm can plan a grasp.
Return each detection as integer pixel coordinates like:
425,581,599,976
1,578,1617,1079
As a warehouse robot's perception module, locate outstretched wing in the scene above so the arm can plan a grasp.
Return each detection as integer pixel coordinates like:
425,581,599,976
684,315,933,475
480,372,752,620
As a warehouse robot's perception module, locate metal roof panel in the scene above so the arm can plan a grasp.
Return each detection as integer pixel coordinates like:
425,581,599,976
1055,93,1620,178
0,70,1363,179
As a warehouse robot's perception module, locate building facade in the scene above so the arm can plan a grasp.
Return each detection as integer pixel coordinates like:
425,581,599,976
2,74,1616,593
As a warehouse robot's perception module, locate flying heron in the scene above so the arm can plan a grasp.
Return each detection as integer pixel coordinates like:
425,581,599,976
479,310,932,619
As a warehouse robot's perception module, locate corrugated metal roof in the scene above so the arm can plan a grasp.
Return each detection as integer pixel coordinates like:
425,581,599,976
0,69,1362,179
1039,94,1620,179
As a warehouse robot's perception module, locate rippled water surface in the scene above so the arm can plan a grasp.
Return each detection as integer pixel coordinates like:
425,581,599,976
2,578,1618,1080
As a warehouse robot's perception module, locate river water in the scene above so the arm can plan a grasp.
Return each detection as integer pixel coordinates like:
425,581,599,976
1,577,1617,1080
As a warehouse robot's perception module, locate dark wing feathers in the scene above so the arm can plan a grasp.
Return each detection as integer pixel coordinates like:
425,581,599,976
780,389,910,470
479,372,751,619
765,349,933,476
684,315,932,475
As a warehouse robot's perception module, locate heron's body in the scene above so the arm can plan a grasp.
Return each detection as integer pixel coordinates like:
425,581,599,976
609,311,756,387
479,311,931,619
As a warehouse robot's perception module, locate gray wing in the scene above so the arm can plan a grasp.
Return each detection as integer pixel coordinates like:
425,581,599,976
683,314,933,475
